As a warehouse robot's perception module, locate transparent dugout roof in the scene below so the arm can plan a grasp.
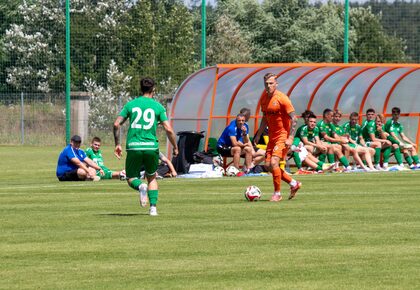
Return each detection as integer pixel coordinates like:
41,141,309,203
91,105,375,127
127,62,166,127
169,64,420,154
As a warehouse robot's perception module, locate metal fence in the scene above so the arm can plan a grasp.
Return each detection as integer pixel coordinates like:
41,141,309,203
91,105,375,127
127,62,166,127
0,0,419,145
0,93,66,145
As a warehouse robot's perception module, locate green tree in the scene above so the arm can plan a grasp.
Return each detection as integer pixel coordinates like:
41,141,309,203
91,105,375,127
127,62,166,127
3,0,65,92
122,0,196,95
207,13,253,64
84,60,131,131
350,6,407,63
359,0,420,62
71,0,130,90
283,3,350,62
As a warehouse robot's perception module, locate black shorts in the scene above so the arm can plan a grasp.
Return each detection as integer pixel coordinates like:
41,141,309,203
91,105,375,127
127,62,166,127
217,145,232,157
58,169,83,181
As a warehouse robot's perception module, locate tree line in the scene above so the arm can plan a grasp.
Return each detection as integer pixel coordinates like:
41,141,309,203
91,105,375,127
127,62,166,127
0,0,418,96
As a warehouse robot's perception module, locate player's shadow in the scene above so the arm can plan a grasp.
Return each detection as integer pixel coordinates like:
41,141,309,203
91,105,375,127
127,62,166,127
98,213,146,217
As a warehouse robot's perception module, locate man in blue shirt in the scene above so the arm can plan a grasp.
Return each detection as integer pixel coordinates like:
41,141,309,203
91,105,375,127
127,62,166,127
56,135,104,181
217,113,253,171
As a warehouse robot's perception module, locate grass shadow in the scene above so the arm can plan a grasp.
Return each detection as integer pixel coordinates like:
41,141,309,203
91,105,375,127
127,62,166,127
98,213,145,217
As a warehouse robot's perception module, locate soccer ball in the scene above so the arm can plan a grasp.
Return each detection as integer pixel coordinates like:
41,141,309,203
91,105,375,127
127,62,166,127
226,165,240,177
244,185,262,201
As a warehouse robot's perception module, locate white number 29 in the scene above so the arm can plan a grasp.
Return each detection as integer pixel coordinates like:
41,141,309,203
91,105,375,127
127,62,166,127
131,107,155,130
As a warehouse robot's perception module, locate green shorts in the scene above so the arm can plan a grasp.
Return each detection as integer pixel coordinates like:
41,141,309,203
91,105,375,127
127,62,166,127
292,137,300,147
97,166,113,179
126,149,159,179
348,143,357,149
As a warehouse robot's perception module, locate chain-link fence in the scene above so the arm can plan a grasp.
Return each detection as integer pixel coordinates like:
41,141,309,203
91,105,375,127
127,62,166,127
0,0,418,145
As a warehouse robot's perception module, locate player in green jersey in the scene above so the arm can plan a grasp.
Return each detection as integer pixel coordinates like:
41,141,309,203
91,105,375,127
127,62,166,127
371,114,401,170
343,112,376,171
361,108,385,170
384,107,419,169
373,113,403,169
295,113,332,172
113,77,178,216
299,114,328,155
292,110,318,172
333,110,375,171
317,108,351,170
86,137,126,180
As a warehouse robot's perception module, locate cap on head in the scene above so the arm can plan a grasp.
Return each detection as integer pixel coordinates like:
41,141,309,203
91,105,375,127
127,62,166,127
71,135,82,143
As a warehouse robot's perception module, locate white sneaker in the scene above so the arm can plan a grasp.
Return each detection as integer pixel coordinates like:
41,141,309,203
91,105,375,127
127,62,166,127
343,166,352,172
149,206,158,216
138,183,148,208
375,164,384,171
322,163,335,171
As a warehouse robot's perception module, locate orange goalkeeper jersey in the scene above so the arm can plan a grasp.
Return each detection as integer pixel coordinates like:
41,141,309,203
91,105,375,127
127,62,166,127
260,90,295,141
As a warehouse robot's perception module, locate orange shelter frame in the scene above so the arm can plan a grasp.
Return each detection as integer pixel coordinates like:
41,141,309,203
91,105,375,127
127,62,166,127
168,63,420,159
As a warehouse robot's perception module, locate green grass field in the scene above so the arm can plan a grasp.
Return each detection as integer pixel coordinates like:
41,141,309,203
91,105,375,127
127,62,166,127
1,146,420,289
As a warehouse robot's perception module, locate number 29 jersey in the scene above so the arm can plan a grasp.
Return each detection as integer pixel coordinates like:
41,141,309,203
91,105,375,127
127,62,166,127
119,96,168,151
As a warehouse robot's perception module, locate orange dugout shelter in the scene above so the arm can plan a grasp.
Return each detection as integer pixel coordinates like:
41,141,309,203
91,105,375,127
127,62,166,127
167,63,420,157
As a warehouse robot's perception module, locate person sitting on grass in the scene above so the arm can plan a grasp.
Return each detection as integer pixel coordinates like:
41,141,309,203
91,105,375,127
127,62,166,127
86,136,126,180
56,135,103,181
157,152,178,178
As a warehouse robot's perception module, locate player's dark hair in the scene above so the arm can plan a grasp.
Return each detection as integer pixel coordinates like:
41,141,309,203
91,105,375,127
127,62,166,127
140,77,155,94
392,107,401,114
264,73,277,81
350,112,359,118
323,108,333,117
240,108,251,115
308,113,317,119
366,108,375,114
236,113,245,119
301,110,314,119
92,136,101,143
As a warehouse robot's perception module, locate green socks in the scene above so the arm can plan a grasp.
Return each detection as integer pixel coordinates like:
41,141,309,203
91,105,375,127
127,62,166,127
374,148,381,164
148,190,158,205
404,154,413,165
339,156,350,167
130,178,142,190
394,147,403,164
129,180,159,205
382,146,392,163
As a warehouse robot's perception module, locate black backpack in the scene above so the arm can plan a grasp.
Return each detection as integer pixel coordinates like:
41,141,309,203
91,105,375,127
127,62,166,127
193,151,215,164
171,131,204,174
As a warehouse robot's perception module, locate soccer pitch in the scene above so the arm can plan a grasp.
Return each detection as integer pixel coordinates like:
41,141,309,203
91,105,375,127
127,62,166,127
1,146,420,289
